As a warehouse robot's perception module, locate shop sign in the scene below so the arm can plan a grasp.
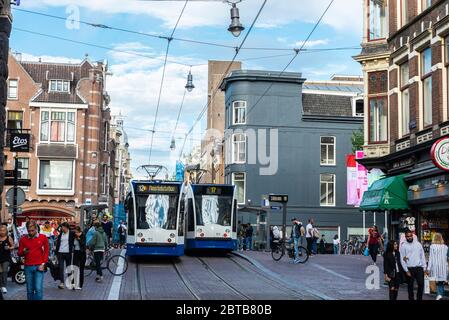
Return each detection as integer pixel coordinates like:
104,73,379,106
431,137,449,171
392,157,414,170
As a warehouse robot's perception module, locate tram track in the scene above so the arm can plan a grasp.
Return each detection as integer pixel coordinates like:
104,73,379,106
135,262,144,300
196,257,251,300
172,260,201,300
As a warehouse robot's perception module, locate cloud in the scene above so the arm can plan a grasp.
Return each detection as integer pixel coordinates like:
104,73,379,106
24,0,363,33
20,52,82,64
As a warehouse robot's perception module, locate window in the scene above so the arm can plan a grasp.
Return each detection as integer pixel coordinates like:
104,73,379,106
320,174,335,206
232,133,246,163
354,99,364,117
103,122,109,151
101,164,108,195
16,158,29,180
40,110,76,143
187,199,194,232
232,172,246,205
369,0,387,40
49,80,70,93
39,160,74,190
422,48,432,127
401,0,408,26
400,62,410,136
8,79,18,99
320,137,336,166
7,111,23,130
232,101,246,125
369,97,388,142
178,195,185,236
422,0,432,11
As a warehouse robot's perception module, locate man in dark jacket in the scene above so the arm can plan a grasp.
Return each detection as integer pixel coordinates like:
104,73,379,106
290,218,301,263
245,224,253,251
101,215,113,246
54,222,75,289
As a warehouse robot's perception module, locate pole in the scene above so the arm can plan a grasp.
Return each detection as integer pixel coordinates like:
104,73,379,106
363,210,366,238
282,202,287,242
374,211,376,226
385,210,388,239
12,154,18,227
266,209,271,251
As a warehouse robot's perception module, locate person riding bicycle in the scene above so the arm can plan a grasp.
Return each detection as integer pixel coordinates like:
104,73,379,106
289,218,301,264
87,222,108,283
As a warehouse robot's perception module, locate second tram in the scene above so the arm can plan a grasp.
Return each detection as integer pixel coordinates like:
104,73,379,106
125,180,185,256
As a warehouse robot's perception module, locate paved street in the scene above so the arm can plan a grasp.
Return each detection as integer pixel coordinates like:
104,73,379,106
2,252,446,300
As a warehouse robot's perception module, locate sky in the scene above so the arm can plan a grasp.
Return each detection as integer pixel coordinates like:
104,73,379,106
9,0,364,177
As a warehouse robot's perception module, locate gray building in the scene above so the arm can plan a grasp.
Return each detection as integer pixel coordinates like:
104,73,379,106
220,71,381,249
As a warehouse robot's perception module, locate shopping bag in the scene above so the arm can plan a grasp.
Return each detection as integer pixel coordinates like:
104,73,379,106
424,276,430,294
363,248,369,256
428,277,437,293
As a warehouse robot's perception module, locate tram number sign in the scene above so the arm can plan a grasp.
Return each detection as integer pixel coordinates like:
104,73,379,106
269,194,288,203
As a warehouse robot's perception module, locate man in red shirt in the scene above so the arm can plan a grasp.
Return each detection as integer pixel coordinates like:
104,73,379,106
18,220,49,300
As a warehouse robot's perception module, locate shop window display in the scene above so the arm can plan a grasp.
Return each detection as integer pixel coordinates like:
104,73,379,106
420,212,449,254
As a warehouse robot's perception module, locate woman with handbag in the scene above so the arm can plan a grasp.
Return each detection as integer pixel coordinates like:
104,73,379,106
367,225,382,265
383,240,404,300
426,233,448,300
73,226,86,290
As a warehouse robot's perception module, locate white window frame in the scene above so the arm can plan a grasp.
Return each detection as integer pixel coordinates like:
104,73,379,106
352,98,364,117
368,0,388,41
421,47,433,128
101,164,108,195
399,61,410,137
232,101,247,125
36,159,75,196
320,173,336,207
320,136,336,166
7,79,18,100
232,172,246,205
16,158,29,191
39,109,77,144
232,133,246,164
49,80,70,93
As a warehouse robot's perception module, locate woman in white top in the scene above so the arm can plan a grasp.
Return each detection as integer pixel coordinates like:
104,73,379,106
333,235,340,255
426,233,448,300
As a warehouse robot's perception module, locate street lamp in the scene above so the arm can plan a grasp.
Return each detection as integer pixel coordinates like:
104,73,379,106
228,2,244,37
185,70,195,92
170,137,176,150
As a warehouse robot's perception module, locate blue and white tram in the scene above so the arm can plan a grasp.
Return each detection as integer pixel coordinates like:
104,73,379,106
183,184,237,251
125,180,185,257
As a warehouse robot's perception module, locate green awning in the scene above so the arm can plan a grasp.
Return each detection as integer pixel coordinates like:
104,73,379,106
360,174,409,211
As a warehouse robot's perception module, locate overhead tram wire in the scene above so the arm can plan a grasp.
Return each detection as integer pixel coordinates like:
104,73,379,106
178,0,268,160
148,0,189,164
245,0,335,120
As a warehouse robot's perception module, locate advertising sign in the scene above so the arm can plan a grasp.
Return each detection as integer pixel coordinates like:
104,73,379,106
431,137,449,171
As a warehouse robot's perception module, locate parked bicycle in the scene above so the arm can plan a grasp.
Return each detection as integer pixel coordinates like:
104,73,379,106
271,239,309,263
84,248,128,276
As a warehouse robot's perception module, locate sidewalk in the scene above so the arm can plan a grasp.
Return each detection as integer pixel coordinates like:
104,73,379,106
234,250,445,300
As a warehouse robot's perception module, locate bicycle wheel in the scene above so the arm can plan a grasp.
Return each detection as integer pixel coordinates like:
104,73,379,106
271,244,284,261
295,246,309,264
107,255,128,276
84,255,94,277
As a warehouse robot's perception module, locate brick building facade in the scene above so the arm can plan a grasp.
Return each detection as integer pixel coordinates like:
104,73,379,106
1,52,116,223
354,0,449,249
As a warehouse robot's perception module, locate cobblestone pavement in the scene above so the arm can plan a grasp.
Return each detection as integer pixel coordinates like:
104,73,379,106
3,250,448,300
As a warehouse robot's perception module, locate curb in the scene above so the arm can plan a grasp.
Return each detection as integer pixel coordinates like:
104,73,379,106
231,251,334,300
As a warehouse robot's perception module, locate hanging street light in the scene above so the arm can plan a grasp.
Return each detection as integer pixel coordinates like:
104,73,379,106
170,137,176,150
185,70,195,92
228,2,244,37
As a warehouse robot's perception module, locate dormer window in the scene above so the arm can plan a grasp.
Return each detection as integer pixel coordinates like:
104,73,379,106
49,80,70,93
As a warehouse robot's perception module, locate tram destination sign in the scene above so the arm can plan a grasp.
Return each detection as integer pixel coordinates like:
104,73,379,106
269,194,288,203
135,184,179,194
193,185,234,197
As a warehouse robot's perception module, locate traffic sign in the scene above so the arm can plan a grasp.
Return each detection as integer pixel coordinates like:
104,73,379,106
270,205,282,210
269,194,288,203
4,178,31,186
6,187,26,206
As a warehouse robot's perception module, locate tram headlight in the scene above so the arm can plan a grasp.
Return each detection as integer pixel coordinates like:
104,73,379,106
167,238,172,243
225,229,231,234
224,233,228,238
141,238,145,242
170,233,175,238
138,232,143,237
200,233,204,237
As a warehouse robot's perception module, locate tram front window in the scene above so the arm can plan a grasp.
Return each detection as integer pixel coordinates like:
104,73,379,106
136,194,178,230
194,195,232,227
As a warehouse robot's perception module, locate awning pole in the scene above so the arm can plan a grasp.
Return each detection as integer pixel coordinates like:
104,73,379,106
374,211,376,226
363,211,366,238
385,210,388,239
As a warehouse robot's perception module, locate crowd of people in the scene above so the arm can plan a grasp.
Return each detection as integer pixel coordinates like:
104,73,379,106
0,214,127,301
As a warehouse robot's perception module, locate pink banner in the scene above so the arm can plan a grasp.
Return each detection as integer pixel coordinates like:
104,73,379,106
355,151,368,207
346,154,358,205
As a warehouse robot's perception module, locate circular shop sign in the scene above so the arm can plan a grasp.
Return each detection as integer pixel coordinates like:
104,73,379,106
431,137,449,171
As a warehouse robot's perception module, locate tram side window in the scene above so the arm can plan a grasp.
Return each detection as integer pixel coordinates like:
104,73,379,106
125,194,135,236
232,199,237,233
187,198,195,232
178,195,185,237
195,199,204,226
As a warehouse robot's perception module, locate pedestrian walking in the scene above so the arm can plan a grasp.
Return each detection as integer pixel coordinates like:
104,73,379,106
289,218,301,263
319,234,326,254
118,221,127,248
245,224,253,251
306,219,314,255
383,240,404,300
237,222,245,251
54,222,75,289
6,218,13,238
18,220,49,300
101,215,113,246
0,225,14,294
367,225,382,265
87,222,108,282
311,225,320,255
298,221,306,255
426,233,448,300
86,219,99,245
73,226,86,290
333,235,340,255
399,229,426,300
40,221,55,258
